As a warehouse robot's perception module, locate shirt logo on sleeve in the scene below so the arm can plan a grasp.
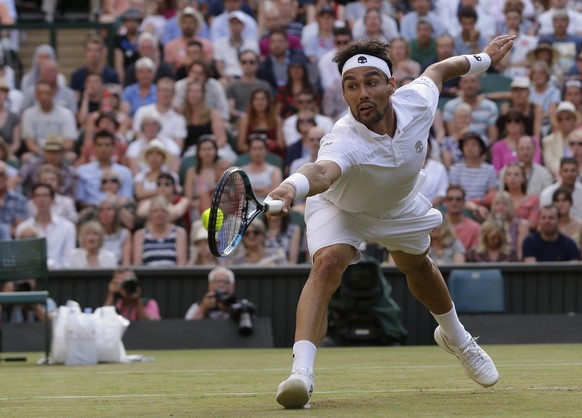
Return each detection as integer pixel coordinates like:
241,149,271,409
415,140,424,153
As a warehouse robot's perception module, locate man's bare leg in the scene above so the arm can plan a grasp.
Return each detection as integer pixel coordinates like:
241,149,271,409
277,244,356,409
390,250,499,387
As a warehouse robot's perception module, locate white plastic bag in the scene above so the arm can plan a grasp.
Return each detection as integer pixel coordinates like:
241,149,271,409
94,306,129,363
64,302,97,366
51,301,130,365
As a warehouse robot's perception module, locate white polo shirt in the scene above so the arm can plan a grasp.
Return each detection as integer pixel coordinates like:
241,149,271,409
315,76,439,219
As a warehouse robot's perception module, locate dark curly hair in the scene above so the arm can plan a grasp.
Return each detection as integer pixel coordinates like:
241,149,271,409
333,39,393,80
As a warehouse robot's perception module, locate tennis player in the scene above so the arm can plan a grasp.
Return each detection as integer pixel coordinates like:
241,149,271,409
268,35,516,409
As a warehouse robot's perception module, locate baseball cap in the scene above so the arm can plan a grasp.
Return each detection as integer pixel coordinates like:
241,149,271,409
510,76,530,89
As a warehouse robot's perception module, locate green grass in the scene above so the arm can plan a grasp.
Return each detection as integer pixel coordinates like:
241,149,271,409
1,344,581,417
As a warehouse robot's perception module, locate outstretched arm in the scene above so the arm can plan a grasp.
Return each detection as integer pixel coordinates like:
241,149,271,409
422,35,516,92
267,160,342,215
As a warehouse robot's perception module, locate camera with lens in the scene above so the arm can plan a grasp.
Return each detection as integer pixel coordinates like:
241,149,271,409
121,277,139,295
230,299,257,336
213,289,236,306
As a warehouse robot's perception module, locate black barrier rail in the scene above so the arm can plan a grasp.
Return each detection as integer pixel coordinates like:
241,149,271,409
41,263,582,348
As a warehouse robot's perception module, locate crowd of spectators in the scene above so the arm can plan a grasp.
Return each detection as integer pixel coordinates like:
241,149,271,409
0,0,580,273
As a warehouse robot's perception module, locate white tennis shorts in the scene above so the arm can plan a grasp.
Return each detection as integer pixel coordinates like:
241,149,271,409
305,193,443,264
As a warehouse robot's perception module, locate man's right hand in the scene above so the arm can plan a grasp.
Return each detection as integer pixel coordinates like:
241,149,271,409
266,183,296,217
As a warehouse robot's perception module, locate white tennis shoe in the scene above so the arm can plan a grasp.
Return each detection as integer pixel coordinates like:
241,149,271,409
276,367,314,409
434,326,499,387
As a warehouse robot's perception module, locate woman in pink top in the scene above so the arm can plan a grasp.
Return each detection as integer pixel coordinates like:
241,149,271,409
491,109,541,173
502,161,539,229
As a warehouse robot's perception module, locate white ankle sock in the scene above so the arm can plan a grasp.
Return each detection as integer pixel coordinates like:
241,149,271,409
292,340,317,375
432,304,467,346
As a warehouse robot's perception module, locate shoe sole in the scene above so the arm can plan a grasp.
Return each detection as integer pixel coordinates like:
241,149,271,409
434,327,499,388
276,378,310,409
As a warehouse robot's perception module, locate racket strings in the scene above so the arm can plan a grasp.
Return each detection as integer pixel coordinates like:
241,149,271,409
215,174,247,253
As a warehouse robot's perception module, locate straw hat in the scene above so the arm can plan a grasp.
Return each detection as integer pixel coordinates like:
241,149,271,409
140,138,170,164
527,41,560,65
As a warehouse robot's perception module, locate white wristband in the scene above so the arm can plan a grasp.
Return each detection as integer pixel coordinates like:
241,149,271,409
463,53,491,75
282,173,310,200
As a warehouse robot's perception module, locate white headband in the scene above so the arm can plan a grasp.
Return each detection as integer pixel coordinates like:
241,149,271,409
341,54,391,79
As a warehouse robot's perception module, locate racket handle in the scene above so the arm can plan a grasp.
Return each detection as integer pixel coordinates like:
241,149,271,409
264,199,284,213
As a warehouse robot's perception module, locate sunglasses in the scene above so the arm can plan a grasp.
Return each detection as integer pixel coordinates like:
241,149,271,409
240,60,256,65
298,118,316,123
101,178,119,185
157,181,173,187
569,141,582,146
446,196,463,202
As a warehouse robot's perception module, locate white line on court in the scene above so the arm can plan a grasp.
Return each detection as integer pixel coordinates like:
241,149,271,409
0,386,580,402
1,362,581,378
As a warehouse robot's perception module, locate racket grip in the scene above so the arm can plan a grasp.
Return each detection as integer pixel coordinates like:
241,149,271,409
264,199,284,213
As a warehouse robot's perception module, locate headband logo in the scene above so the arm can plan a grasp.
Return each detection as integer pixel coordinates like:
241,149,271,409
357,56,367,64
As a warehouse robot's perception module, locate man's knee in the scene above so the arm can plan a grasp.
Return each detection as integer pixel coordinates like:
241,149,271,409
311,246,354,290
391,250,432,276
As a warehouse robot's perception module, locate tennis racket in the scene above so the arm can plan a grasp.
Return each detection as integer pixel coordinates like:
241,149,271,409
208,167,284,257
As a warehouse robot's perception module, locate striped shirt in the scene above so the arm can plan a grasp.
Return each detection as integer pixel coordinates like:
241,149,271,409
448,162,498,201
141,226,178,266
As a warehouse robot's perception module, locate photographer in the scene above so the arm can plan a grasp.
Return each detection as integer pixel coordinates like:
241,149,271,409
185,267,237,320
104,269,161,321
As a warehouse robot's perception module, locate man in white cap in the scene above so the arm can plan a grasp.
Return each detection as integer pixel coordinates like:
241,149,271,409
213,11,259,85
268,34,516,408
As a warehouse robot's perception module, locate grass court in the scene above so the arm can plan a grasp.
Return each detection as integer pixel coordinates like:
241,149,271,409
1,343,581,417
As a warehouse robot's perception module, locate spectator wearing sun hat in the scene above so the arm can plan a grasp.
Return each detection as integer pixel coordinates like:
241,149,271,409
126,109,181,175
134,138,180,202
538,9,582,75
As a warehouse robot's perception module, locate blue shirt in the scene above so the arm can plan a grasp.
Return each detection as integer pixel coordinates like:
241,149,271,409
75,162,133,206
122,84,157,117
522,232,580,262
0,189,27,226
70,66,120,93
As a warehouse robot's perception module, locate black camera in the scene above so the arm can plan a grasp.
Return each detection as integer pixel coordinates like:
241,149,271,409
121,278,139,294
213,289,236,306
231,299,257,336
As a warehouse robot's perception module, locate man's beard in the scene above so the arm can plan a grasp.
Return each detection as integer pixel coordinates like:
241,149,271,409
355,102,390,129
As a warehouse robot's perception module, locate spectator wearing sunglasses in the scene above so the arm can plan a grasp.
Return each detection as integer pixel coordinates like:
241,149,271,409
282,90,333,147
443,185,481,252
226,50,272,123
228,218,287,266
136,172,190,231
